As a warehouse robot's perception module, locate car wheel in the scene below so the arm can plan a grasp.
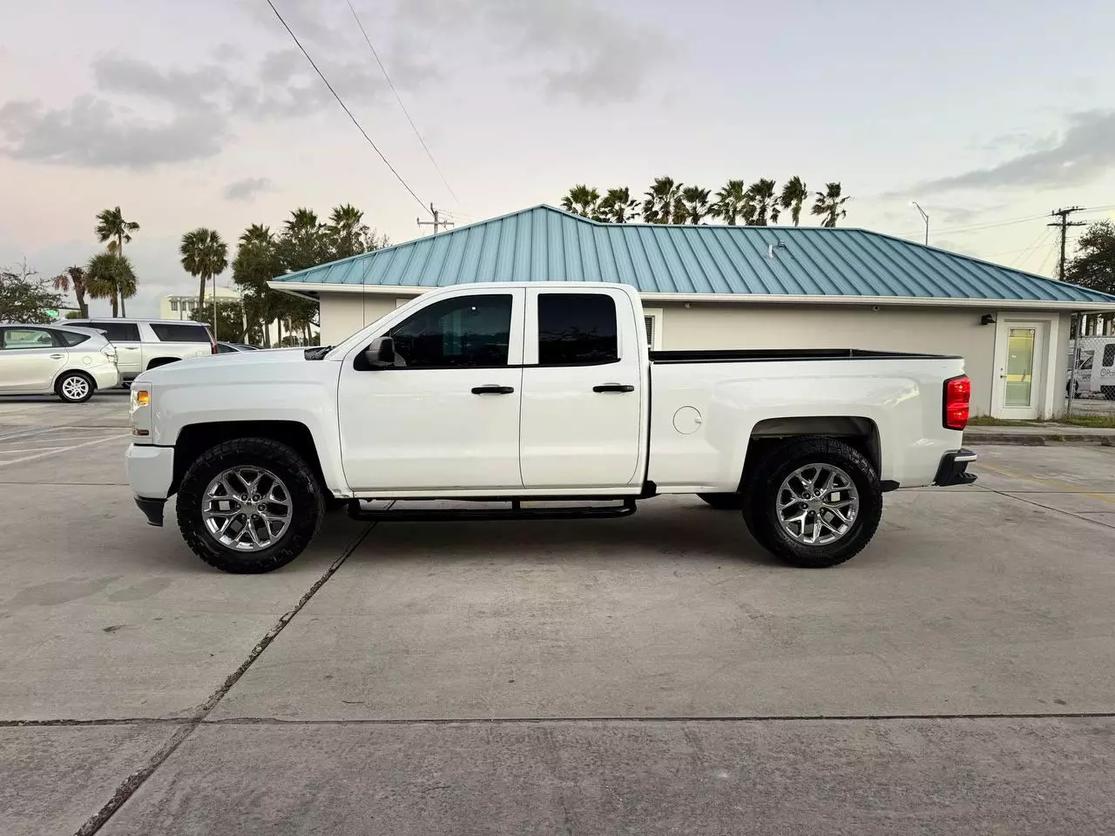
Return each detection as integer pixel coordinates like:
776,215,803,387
744,437,882,568
55,371,94,403
176,438,324,573
697,492,744,510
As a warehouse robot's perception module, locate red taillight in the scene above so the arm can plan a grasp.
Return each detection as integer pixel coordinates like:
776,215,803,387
944,374,970,430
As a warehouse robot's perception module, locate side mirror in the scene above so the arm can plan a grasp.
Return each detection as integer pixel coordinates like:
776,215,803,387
362,336,395,369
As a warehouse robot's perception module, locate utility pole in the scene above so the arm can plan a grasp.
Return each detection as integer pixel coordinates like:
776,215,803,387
1047,206,1085,280
417,203,454,235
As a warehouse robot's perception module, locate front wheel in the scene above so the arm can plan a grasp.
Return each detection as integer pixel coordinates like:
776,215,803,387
176,438,324,573
744,438,882,568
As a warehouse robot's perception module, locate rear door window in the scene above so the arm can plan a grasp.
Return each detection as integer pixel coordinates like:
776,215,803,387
149,323,212,342
56,330,90,347
88,321,141,342
537,293,618,365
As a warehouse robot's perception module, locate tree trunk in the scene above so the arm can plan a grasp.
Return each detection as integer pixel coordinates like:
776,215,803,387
119,289,126,317
198,273,207,313
110,291,119,318
277,317,283,346
76,290,88,318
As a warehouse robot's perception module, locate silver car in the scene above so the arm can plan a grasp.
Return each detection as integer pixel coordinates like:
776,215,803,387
0,324,122,403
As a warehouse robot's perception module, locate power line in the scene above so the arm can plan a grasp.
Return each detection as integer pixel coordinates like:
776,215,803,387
895,212,1047,240
346,0,460,206
264,0,429,215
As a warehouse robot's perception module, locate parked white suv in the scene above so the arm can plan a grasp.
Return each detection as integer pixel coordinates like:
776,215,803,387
0,324,121,402
67,318,216,383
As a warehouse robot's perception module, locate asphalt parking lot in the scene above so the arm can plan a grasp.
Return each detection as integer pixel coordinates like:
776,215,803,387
2,391,1114,835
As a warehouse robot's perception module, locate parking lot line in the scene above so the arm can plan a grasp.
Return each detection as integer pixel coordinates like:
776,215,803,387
0,433,130,468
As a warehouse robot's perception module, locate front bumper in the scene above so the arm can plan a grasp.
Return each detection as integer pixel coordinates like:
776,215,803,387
933,448,978,487
126,443,174,499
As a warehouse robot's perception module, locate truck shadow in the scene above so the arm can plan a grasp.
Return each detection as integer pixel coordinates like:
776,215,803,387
354,498,781,567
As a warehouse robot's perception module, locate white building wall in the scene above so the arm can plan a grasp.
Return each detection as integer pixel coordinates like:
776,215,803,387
316,292,1071,418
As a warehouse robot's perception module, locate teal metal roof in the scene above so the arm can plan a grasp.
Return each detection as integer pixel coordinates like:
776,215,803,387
272,205,1115,306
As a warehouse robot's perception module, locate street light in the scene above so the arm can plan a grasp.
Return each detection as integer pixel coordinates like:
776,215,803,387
910,201,929,245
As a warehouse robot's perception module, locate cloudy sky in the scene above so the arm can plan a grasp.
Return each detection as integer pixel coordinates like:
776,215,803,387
2,0,1114,316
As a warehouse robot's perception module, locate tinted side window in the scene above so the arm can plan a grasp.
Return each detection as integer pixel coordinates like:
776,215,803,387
538,293,618,365
1105,344,1115,367
387,294,512,368
149,323,211,342
1,328,58,349
57,330,90,347
89,322,141,341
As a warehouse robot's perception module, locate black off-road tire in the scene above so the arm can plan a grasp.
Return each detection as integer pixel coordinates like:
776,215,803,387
55,371,95,403
176,438,324,573
697,492,744,510
742,437,882,568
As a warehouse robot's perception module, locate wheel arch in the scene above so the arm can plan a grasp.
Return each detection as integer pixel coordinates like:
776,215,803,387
739,416,881,490
172,420,327,497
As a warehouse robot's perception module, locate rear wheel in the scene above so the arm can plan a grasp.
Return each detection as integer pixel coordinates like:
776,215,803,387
697,492,744,510
176,438,324,573
55,371,94,403
743,437,882,568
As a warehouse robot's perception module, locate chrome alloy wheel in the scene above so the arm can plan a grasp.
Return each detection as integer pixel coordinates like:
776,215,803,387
776,463,859,546
61,375,90,400
201,466,293,552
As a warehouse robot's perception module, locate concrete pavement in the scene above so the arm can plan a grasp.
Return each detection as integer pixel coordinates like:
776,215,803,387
1,394,1114,834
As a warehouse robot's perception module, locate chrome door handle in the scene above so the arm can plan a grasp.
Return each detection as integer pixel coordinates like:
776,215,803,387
471,385,515,395
593,383,634,393
49,353,64,359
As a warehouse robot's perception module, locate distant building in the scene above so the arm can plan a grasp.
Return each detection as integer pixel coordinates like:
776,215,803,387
269,204,1115,420
160,286,241,321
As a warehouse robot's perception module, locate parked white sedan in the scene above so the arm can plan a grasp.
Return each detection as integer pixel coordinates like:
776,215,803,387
0,324,122,402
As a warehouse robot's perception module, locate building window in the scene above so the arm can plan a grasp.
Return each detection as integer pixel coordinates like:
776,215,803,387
643,308,664,350
170,300,179,312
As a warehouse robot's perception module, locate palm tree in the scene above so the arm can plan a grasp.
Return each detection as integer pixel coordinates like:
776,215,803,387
240,224,275,247
745,179,778,226
811,182,851,228
677,186,712,225
179,228,228,313
95,206,140,315
598,187,638,223
779,176,808,226
642,177,684,224
86,253,135,318
328,203,369,258
561,185,602,220
712,180,751,225
52,266,90,318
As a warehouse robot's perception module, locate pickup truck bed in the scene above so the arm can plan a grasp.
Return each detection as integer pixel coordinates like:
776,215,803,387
125,282,975,574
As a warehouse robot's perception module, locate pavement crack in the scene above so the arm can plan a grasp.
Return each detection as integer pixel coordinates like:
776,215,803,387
72,519,378,836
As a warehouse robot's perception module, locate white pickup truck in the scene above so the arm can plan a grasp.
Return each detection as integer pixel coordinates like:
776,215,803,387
126,282,975,573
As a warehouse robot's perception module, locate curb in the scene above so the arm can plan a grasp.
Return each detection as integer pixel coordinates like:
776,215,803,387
966,432,1115,447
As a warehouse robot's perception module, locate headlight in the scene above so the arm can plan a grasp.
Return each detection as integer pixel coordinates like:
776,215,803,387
130,387,152,438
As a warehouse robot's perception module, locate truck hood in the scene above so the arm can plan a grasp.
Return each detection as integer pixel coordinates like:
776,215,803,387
134,348,316,385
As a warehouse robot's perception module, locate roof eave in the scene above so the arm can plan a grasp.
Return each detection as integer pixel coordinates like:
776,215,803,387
266,281,1115,311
